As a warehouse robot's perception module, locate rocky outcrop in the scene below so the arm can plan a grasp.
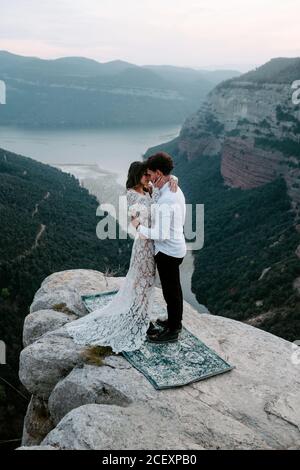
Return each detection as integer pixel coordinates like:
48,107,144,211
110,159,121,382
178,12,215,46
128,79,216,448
19,329,86,399
23,309,77,347
21,395,54,446
177,66,300,213
42,404,206,450
48,360,133,425
18,269,300,450
17,445,58,450
30,269,121,316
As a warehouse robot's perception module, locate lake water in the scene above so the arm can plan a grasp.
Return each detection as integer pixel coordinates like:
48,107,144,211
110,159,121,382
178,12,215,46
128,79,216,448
0,125,181,185
0,124,208,313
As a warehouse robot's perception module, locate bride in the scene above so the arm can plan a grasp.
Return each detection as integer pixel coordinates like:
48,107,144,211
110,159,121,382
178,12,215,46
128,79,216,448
65,161,178,354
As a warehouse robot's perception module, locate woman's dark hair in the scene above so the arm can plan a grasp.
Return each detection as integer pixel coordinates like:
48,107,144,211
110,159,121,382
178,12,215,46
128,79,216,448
146,152,174,175
126,161,147,190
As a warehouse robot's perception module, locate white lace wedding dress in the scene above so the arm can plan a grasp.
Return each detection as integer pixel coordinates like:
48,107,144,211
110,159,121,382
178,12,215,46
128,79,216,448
65,188,160,354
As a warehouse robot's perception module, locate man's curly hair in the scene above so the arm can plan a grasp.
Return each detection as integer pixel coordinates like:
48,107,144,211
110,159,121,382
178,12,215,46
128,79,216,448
146,152,174,175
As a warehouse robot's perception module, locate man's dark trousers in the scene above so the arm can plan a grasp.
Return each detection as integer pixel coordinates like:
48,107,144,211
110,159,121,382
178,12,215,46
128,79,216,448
154,251,184,331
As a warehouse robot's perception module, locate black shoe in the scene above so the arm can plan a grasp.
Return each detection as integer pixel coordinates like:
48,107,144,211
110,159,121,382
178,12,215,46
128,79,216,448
147,327,181,343
146,322,158,335
147,326,165,338
155,318,169,328
147,319,168,337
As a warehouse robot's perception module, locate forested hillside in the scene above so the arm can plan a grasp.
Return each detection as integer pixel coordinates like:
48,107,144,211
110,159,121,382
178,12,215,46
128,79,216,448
0,147,132,448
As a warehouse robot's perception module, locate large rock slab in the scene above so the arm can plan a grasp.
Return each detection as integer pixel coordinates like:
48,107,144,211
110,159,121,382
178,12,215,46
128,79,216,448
19,329,85,399
23,309,77,347
21,395,54,446
264,390,300,431
42,403,206,450
30,269,122,316
19,269,300,449
48,361,133,425
48,355,157,426
17,445,58,450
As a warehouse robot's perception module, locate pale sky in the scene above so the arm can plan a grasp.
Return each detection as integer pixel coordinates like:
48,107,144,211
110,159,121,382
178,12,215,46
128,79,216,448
1,0,299,71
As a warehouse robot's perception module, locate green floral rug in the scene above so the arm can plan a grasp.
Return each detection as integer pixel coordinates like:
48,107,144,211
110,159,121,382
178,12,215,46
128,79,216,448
82,290,235,390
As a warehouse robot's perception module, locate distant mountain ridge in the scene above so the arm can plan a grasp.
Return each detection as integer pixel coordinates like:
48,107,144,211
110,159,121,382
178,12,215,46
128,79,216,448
0,50,138,77
228,57,300,83
0,51,240,127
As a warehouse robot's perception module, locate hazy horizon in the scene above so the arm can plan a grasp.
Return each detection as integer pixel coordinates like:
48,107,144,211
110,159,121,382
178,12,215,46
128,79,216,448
1,48,248,73
1,0,299,73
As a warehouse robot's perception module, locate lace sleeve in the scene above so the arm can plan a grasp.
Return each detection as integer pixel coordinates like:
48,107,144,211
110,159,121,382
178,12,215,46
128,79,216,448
127,190,151,226
126,190,138,217
151,186,161,203
126,189,149,220
126,189,139,207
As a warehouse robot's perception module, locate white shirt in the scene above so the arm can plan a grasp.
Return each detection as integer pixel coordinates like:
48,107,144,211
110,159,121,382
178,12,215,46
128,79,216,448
138,181,187,258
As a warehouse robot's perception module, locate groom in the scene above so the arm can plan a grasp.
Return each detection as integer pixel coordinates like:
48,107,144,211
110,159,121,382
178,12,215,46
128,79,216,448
131,152,187,343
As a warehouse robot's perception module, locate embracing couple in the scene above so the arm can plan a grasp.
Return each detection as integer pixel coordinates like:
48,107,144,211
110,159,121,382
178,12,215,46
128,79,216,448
66,152,187,353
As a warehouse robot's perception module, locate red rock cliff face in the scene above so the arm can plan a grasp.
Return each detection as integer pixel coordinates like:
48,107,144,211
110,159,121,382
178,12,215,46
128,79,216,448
221,137,283,189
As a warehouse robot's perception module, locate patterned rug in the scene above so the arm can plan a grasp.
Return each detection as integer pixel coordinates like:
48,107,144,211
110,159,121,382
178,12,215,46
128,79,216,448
82,290,235,390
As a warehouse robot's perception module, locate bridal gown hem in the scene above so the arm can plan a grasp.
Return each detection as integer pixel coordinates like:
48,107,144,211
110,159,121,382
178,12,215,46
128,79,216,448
65,188,160,354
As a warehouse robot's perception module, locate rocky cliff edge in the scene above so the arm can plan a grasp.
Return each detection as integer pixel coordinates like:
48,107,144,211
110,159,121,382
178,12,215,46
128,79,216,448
17,269,300,450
